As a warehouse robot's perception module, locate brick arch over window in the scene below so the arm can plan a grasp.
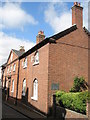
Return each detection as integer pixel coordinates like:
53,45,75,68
22,78,26,96
31,78,38,101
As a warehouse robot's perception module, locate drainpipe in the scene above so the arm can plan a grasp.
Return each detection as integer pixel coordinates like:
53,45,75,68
14,59,20,105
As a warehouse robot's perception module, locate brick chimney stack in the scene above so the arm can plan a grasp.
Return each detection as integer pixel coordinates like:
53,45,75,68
19,46,25,52
72,2,83,28
36,31,45,44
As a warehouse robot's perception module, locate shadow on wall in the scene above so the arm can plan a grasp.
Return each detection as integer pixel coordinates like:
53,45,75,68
47,95,66,119
48,106,66,120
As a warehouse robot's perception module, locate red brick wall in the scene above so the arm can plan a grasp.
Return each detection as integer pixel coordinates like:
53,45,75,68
8,50,18,64
2,51,19,98
48,28,89,107
72,5,83,28
18,43,49,113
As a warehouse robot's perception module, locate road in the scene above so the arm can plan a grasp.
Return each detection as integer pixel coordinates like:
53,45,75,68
0,83,30,119
2,103,30,118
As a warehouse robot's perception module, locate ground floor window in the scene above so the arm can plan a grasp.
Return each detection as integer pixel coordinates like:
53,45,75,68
11,80,14,92
6,81,8,88
31,79,38,101
22,79,26,96
3,81,4,87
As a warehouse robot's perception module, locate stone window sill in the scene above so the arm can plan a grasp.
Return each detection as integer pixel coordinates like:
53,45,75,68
23,66,27,69
31,96,38,101
11,91,14,93
33,62,39,66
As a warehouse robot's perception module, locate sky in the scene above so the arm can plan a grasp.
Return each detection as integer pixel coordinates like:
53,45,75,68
0,1,89,78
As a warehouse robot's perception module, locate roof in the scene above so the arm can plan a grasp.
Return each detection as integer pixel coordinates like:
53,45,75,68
12,49,24,57
6,49,24,66
19,24,77,59
1,62,7,69
3,24,90,66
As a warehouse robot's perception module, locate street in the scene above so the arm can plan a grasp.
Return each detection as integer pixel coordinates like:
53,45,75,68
2,102,29,119
0,83,30,119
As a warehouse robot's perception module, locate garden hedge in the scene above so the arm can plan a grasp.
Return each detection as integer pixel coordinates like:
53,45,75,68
56,90,90,114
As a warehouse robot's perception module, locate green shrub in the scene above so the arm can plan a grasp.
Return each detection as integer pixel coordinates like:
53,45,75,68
70,76,86,92
56,91,65,103
56,90,89,114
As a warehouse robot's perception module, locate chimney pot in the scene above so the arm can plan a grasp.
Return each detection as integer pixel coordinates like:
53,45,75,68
19,46,25,52
74,2,78,6
78,3,80,6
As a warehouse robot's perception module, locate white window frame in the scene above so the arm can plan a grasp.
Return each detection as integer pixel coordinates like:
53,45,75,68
11,80,14,93
13,64,16,72
11,53,13,62
31,79,38,101
9,66,12,73
23,58,27,68
7,67,9,74
6,81,8,88
3,81,4,87
33,51,39,65
22,79,26,96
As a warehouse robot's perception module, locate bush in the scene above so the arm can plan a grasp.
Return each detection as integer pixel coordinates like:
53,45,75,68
56,90,89,114
69,76,86,92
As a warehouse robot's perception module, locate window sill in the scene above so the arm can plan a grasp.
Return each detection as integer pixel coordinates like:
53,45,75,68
11,91,14,93
31,97,38,101
33,62,39,66
23,66,27,69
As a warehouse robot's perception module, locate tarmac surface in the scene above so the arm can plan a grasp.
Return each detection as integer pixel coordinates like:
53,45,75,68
2,102,29,118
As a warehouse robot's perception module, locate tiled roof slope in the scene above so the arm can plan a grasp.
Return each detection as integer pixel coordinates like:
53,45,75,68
12,49,24,57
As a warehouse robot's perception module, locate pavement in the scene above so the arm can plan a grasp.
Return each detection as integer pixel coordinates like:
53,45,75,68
2,102,29,119
3,98,46,119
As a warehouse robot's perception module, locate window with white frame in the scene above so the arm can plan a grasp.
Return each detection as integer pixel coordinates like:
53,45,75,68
7,67,9,73
11,80,14,92
11,53,13,62
33,51,39,65
23,58,27,68
3,81,4,87
6,81,8,88
9,66,12,73
22,79,26,96
31,79,38,101
13,64,16,72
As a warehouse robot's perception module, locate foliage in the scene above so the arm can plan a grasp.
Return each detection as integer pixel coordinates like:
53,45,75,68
69,76,86,92
56,90,90,114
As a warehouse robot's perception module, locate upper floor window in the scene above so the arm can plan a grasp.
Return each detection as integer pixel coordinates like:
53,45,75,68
11,80,14,93
31,79,38,101
9,66,12,73
23,58,27,68
13,64,16,72
33,51,39,65
7,67,9,73
11,53,13,62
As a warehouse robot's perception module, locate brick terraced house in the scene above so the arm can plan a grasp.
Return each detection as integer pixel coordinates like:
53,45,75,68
1,2,90,114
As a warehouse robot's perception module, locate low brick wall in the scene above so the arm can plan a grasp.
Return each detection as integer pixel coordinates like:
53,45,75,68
86,100,90,119
56,105,88,119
